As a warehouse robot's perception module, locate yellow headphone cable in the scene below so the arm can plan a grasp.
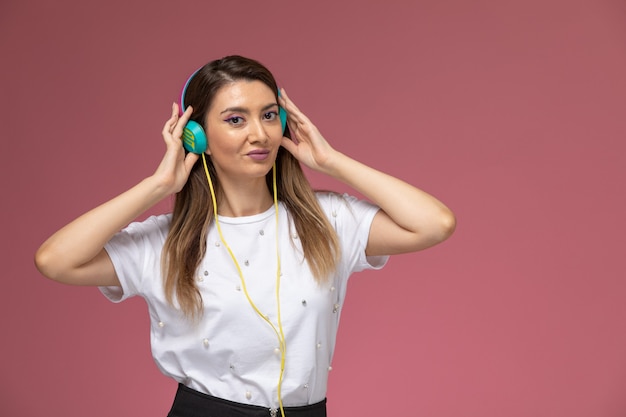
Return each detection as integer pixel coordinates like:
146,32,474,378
201,153,287,417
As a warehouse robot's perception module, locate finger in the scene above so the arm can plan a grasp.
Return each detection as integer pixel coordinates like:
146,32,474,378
184,151,200,171
162,104,192,149
162,104,180,138
169,103,180,133
179,104,193,123
278,88,301,114
280,136,298,154
279,94,311,127
171,105,193,139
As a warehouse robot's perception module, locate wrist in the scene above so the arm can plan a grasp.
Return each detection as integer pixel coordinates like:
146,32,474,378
319,150,349,178
142,175,177,202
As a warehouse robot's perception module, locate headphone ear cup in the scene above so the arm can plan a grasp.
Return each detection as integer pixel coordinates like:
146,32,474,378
182,120,208,154
277,88,287,133
279,106,287,133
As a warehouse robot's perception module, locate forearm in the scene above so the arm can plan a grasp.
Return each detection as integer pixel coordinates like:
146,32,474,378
35,175,170,282
325,151,456,252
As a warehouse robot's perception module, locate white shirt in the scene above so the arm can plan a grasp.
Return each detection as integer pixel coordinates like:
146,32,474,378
100,192,387,408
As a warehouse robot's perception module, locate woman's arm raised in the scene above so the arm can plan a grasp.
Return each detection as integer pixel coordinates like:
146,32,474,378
34,104,199,286
278,90,456,256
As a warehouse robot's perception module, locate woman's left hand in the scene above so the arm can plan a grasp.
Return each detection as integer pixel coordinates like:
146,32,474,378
278,89,338,175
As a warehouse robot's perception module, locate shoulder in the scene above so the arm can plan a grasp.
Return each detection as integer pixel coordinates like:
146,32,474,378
125,213,171,231
113,213,172,245
314,191,379,218
314,190,342,208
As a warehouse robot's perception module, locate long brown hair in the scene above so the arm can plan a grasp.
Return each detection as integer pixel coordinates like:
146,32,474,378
162,56,340,320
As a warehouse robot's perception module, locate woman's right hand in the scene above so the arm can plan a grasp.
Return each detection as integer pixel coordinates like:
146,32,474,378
152,103,200,195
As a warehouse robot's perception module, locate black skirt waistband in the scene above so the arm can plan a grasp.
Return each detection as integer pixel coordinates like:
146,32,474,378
167,384,327,417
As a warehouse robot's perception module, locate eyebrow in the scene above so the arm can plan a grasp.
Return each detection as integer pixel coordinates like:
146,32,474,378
220,103,278,115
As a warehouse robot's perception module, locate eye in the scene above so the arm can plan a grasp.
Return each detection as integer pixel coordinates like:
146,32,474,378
225,116,244,125
263,111,278,121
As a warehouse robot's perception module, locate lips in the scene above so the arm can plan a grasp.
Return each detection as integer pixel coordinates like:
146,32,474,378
246,149,270,160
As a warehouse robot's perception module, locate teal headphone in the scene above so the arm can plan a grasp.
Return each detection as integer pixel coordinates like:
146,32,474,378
180,69,288,154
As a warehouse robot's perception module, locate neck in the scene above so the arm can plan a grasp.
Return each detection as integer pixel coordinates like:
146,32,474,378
216,177,274,217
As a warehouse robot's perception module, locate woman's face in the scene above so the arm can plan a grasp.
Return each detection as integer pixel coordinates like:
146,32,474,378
204,80,283,182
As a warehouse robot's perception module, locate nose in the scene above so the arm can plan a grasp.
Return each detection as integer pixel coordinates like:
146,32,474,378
247,119,269,143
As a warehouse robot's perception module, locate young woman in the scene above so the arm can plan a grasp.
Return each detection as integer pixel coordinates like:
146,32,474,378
35,55,455,417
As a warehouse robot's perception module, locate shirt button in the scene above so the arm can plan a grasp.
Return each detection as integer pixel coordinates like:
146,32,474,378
158,321,164,328
259,230,264,236
245,391,252,400
202,339,209,348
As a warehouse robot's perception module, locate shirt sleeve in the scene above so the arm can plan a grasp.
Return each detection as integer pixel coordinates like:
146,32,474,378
99,214,171,303
318,192,389,274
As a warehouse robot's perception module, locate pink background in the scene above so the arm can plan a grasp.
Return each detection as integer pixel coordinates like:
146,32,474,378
2,0,625,415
